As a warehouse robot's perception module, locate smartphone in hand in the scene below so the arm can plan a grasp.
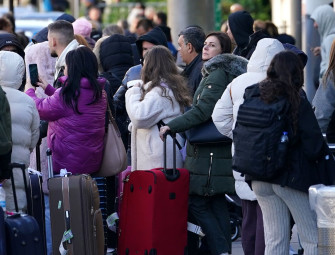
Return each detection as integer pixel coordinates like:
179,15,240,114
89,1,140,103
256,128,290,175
29,64,39,87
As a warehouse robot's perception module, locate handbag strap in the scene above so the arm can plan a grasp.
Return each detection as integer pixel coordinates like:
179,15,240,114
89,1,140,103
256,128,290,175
106,103,121,137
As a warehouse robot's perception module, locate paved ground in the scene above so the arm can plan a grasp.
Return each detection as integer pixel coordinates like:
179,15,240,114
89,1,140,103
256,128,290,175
107,225,301,255
231,225,301,255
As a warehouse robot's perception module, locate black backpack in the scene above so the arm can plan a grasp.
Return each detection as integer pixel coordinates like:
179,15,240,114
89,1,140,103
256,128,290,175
0,86,12,179
232,84,290,180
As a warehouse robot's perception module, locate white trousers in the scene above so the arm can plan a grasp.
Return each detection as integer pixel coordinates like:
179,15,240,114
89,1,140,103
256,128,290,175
252,181,318,255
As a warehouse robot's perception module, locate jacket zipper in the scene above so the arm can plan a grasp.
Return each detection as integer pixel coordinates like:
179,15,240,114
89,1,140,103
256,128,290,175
205,153,213,195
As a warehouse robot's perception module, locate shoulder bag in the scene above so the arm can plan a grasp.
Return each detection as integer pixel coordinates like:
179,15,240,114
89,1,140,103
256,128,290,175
185,118,232,145
94,104,127,177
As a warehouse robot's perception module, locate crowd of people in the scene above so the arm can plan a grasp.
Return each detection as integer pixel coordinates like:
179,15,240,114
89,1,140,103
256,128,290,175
0,2,334,255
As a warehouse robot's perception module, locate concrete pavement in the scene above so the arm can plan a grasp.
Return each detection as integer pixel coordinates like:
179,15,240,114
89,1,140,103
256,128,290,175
231,224,301,255
107,225,301,254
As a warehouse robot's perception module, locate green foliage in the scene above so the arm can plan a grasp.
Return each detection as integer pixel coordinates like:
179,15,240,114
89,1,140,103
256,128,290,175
102,0,271,27
221,0,271,23
102,1,167,25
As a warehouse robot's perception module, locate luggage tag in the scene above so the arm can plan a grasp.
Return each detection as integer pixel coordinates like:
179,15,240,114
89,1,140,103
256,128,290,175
28,168,42,176
107,212,119,232
59,229,74,255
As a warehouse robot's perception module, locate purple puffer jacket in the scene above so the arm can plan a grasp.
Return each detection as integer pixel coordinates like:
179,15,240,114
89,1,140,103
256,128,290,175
26,76,107,174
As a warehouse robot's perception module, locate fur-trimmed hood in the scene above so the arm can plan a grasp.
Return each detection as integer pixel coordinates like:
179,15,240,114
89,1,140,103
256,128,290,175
201,53,248,77
25,41,56,86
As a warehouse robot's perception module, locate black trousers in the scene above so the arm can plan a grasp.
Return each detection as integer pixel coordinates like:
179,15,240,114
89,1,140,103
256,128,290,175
189,195,231,255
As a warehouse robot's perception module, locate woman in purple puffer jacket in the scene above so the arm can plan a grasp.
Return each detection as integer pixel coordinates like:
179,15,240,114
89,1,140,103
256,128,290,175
26,46,107,174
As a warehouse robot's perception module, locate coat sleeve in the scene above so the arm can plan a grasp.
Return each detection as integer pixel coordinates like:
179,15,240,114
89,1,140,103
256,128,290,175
29,101,40,152
26,88,68,121
299,98,324,160
168,70,228,133
212,83,234,139
312,76,335,133
125,86,173,129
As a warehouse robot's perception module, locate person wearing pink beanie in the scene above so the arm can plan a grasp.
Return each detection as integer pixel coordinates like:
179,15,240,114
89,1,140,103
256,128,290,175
72,18,96,48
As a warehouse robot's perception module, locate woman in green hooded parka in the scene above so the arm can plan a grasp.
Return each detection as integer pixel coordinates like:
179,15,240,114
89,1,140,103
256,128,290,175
160,32,247,255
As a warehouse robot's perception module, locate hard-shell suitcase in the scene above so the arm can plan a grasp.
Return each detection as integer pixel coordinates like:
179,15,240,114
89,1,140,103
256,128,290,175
5,163,44,255
47,149,105,255
118,133,189,255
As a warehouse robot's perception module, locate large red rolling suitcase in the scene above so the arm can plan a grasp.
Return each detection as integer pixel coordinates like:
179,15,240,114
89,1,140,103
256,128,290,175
118,133,189,255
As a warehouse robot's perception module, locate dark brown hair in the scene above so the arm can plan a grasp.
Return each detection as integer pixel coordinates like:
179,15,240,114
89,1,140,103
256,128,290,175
259,50,304,133
140,45,192,108
205,31,232,54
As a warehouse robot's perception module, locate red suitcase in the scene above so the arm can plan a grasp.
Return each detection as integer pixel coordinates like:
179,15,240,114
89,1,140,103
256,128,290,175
118,133,189,255
116,166,131,214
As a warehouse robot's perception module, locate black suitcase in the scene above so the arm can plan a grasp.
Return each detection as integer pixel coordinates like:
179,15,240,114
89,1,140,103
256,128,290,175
28,139,46,252
0,207,6,255
5,163,44,255
28,169,46,251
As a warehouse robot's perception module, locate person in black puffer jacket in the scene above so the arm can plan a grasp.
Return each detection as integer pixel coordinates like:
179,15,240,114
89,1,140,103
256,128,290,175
93,34,134,151
93,34,134,252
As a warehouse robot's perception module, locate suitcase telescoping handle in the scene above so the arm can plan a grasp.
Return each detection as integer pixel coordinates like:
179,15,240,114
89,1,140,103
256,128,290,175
163,132,180,181
46,148,54,178
8,163,30,213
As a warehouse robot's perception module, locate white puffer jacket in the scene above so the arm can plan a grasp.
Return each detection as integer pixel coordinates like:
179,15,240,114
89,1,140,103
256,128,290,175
0,51,40,212
212,38,284,201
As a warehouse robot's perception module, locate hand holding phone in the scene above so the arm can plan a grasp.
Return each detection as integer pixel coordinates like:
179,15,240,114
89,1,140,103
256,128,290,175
29,64,39,87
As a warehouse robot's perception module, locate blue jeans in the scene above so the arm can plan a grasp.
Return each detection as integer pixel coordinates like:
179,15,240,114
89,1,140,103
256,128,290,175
189,195,231,255
44,195,52,255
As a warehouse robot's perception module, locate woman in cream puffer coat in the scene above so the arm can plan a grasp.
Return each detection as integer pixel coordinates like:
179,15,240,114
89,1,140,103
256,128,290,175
1,51,40,212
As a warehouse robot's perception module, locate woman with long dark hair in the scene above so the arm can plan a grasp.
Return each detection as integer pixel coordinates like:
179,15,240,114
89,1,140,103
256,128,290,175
26,46,107,174
125,45,191,171
248,51,324,255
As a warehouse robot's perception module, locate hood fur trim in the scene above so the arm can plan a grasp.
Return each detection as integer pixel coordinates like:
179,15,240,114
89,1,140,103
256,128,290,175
202,53,248,77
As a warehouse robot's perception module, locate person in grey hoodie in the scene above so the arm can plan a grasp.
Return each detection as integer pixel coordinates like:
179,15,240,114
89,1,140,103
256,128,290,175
313,39,335,141
311,4,335,79
212,38,285,255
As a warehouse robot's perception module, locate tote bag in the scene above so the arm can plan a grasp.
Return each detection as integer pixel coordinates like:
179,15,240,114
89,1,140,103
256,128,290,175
95,106,127,177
